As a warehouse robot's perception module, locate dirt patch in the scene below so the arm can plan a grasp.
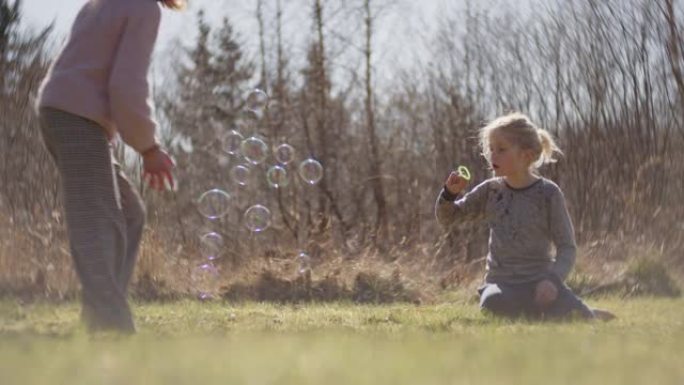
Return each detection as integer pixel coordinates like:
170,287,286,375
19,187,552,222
221,268,422,304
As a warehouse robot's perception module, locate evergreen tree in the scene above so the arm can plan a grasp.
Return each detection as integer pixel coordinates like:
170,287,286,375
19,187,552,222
211,16,255,123
164,11,255,181
0,0,54,222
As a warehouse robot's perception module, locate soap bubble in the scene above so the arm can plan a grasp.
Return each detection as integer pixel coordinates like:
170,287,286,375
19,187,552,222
199,232,223,261
222,130,243,155
197,189,231,220
297,252,312,275
241,136,268,165
274,143,296,165
246,88,269,111
230,164,251,186
192,262,220,300
266,165,289,188
298,158,324,185
244,204,271,233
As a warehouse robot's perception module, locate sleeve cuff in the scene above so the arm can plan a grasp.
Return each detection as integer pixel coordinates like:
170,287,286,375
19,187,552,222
440,186,459,201
140,142,161,156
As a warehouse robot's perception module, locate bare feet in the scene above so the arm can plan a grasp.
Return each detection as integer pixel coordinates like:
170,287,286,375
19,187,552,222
592,308,617,321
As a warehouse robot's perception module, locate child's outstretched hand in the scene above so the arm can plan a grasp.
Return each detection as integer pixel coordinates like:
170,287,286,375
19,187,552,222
142,146,176,191
445,171,469,195
534,279,558,307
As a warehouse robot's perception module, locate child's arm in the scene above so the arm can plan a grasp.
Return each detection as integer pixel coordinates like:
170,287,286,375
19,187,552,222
549,187,577,280
108,3,162,153
434,180,489,228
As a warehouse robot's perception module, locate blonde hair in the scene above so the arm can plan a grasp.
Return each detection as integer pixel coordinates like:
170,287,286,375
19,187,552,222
158,0,187,10
479,112,562,169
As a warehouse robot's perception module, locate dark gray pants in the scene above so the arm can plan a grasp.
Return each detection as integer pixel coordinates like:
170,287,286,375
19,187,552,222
39,108,145,333
478,273,594,320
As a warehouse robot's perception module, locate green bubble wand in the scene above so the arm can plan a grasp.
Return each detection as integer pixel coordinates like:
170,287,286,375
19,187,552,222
457,165,471,181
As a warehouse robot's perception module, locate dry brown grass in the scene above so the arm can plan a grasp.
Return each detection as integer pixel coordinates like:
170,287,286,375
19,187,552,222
2,213,680,304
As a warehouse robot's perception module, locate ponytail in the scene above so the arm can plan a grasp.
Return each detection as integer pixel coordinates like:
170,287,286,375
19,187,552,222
536,128,562,167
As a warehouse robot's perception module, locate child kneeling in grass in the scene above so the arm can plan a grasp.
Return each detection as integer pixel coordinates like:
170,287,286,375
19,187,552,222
435,112,614,321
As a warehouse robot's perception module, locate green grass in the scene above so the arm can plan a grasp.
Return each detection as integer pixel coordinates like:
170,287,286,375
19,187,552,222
1,297,683,385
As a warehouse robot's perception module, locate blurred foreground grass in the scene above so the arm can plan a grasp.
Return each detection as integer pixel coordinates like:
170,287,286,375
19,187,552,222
1,297,682,385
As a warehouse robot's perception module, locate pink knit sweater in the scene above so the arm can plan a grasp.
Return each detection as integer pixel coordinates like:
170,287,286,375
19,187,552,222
38,0,161,153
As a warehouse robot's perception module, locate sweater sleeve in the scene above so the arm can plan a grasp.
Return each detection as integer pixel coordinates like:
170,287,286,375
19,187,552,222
435,180,489,229
549,186,577,280
108,3,161,153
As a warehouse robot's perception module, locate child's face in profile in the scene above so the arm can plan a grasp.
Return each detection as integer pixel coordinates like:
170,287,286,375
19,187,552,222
488,131,532,177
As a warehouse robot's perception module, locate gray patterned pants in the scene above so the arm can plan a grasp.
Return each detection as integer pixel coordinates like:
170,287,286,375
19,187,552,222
478,272,595,320
39,107,145,333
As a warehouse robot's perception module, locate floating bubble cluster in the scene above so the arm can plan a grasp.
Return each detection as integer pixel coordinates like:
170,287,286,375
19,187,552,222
193,88,326,298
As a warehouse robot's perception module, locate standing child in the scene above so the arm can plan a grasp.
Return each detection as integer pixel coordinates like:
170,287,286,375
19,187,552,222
435,112,614,321
36,0,186,333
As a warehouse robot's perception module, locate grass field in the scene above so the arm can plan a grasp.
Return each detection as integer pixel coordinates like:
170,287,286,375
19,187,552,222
1,297,683,385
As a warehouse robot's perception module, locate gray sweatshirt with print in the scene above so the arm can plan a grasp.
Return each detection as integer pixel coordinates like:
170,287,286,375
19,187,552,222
435,177,577,284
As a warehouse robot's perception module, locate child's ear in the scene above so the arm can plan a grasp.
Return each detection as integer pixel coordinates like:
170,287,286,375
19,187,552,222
524,149,536,164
